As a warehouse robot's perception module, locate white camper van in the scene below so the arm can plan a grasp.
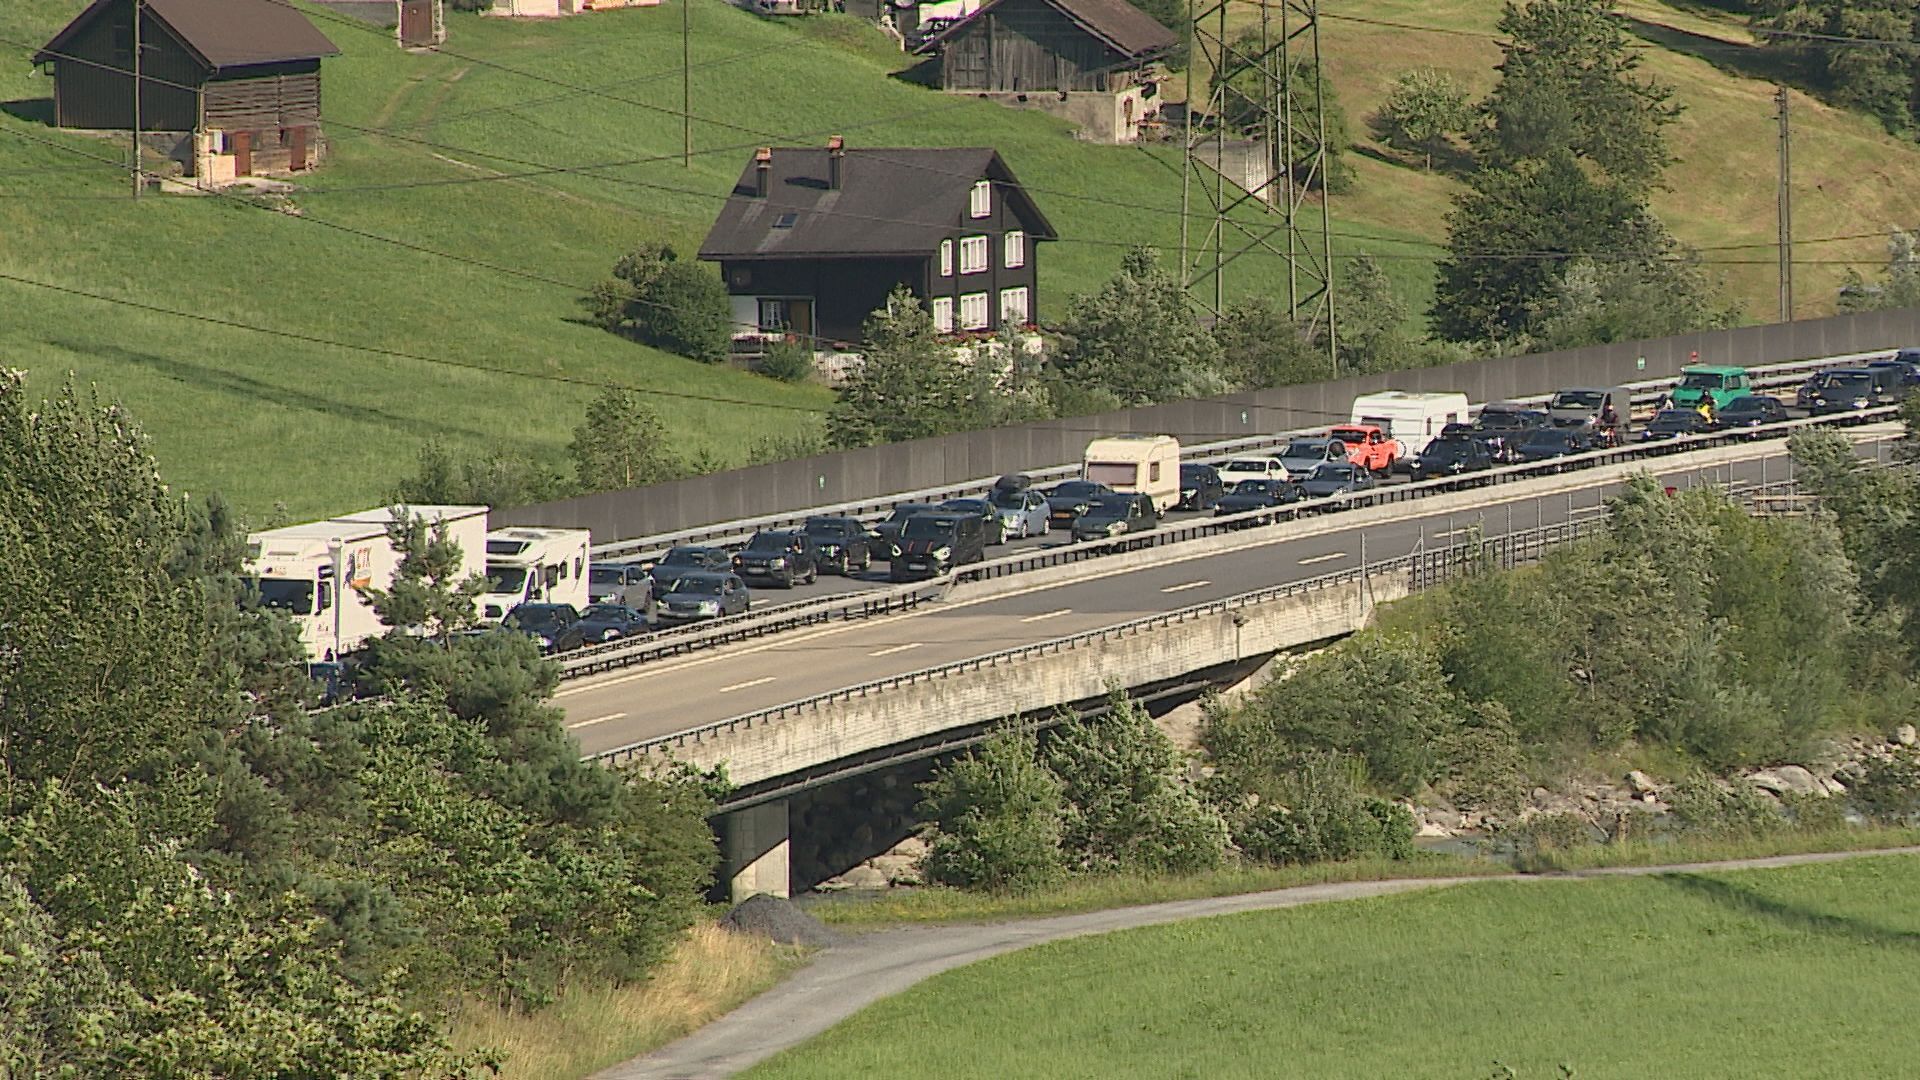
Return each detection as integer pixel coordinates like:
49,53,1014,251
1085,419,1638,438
479,527,593,621
245,504,489,662
1348,391,1471,460
1082,434,1181,513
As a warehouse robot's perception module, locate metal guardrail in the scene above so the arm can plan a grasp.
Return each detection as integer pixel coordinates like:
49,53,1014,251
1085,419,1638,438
585,351,1891,563
555,404,1901,683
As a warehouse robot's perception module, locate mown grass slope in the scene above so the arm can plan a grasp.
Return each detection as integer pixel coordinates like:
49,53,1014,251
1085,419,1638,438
748,854,1920,1079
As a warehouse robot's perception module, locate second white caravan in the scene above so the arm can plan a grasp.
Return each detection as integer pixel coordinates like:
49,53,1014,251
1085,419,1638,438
1349,391,1470,460
480,527,593,620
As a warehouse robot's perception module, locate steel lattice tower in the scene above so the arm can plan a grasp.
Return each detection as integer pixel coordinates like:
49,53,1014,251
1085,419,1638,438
1180,0,1337,369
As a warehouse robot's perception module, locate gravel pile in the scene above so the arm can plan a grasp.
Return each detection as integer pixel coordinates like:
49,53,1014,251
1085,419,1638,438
721,894,839,948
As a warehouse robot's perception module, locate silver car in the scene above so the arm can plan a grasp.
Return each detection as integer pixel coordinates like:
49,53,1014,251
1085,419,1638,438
989,486,1050,539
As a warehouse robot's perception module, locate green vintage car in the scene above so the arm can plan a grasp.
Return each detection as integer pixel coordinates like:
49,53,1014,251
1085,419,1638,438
1665,365,1753,412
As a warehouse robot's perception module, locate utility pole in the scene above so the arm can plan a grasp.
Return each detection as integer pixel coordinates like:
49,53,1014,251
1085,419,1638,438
130,0,142,198
681,0,692,167
1776,84,1793,322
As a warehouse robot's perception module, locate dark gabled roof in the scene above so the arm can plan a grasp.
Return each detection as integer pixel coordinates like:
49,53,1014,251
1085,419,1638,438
36,0,340,69
698,147,1058,261
914,0,1177,60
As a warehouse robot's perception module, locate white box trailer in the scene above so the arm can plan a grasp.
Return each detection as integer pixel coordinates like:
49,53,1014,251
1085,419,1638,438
1349,391,1471,460
479,527,593,621
245,504,489,661
1083,434,1181,513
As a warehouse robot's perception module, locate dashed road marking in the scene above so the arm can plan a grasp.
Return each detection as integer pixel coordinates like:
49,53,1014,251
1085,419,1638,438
566,712,626,730
1298,552,1346,565
719,677,776,693
1160,580,1211,593
869,642,923,657
1019,608,1072,623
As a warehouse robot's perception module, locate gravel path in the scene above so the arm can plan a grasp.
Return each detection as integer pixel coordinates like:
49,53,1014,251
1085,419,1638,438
594,846,1920,1080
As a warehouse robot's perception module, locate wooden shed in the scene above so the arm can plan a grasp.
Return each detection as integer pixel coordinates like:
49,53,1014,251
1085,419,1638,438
914,0,1175,93
33,0,339,178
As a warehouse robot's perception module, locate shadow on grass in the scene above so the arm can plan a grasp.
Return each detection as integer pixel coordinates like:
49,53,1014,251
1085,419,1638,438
1,99,56,127
1659,872,1920,950
45,336,512,444
1621,15,1796,88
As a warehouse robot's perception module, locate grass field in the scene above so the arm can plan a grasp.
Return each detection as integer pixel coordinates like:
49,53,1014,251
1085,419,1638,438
747,853,1920,1079
5,0,1919,519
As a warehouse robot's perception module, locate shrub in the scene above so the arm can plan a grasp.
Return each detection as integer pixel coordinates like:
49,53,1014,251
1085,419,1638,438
1847,751,1920,825
1666,773,1786,838
589,245,732,363
917,726,1066,893
756,336,817,383
1437,701,1530,817
1224,753,1412,866
1502,811,1598,857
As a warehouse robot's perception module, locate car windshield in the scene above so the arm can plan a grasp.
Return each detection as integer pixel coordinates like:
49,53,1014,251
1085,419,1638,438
990,491,1026,509
886,505,936,523
1233,481,1276,496
1825,375,1873,391
1086,496,1132,514
1329,428,1367,441
1721,397,1766,413
1651,410,1699,427
745,533,791,552
1551,390,1605,409
903,518,957,540
1423,441,1472,460
1310,465,1354,482
1052,482,1103,498
484,566,527,594
804,519,848,535
942,500,989,515
1520,430,1567,446
253,577,315,615
582,605,629,621
1679,372,1727,390
589,566,624,584
659,548,709,566
665,576,724,596
1281,441,1326,457
1223,459,1272,473
1180,465,1211,481
505,607,566,629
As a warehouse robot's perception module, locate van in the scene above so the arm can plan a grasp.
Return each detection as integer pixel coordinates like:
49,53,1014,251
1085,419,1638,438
1082,434,1181,513
1547,386,1632,444
888,512,987,581
1349,391,1471,460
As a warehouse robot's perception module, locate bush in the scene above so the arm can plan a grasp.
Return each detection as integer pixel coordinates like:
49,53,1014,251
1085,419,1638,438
917,726,1066,893
588,245,732,363
1846,751,1920,825
1224,753,1412,866
756,336,816,383
1501,811,1598,860
1666,773,1786,838
1437,702,1530,816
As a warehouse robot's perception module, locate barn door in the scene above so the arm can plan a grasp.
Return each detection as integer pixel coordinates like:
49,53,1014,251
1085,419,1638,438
232,130,252,176
289,125,309,171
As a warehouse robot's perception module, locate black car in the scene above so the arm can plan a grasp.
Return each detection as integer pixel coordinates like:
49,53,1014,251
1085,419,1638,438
654,572,751,623
1512,428,1592,466
1071,492,1159,543
646,546,733,589
576,603,650,644
732,530,818,588
1805,370,1883,416
503,602,586,654
1409,436,1494,482
1213,479,1304,518
1178,462,1227,511
1297,463,1374,502
870,503,941,549
1716,394,1790,433
1044,480,1114,530
1471,405,1556,461
803,516,873,575
1869,357,1920,389
889,512,988,581
1639,408,1715,442
938,497,1008,545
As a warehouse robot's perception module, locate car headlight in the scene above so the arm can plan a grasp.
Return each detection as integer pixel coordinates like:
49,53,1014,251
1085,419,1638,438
769,557,786,568
1180,488,1196,497
537,635,553,647
889,544,902,558
697,600,720,614
934,546,952,560
1106,522,1124,535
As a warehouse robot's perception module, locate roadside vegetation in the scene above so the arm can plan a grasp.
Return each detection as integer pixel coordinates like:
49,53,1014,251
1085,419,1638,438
748,855,1920,1079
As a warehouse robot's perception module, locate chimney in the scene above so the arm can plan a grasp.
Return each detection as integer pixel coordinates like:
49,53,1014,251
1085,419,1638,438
753,147,771,198
827,135,845,191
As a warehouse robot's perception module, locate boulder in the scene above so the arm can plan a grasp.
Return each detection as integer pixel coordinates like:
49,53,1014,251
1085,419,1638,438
1897,724,1918,748
1416,820,1454,839
834,865,889,891
1749,765,1823,797
1531,787,1554,808
720,894,838,947
1626,770,1659,797
1821,775,1848,797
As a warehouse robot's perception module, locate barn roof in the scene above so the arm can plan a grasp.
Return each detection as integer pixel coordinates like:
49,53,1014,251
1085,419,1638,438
914,0,1178,60
36,0,341,70
698,146,1057,260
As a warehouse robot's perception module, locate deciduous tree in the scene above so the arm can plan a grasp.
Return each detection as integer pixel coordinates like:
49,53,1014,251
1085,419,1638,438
569,386,682,491
827,287,973,448
1375,67,1473,169
1056,247,1226,405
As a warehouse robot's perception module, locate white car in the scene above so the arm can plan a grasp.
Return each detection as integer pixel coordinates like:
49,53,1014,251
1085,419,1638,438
1215,456,1288,491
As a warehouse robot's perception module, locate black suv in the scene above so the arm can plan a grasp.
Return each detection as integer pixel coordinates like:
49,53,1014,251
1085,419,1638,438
1072,492,1159,543
1409,436,1494,482
732,530,818,588
870,503,940,549
503,602,586,654
803,516,872,575
888,512,987,581
1177,462,1226,511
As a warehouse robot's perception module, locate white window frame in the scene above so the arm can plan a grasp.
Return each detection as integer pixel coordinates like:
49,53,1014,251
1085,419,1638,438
959,235,989,275
1004,230,1025,269
959,292,990,330
931,297,954,333
999,286,1029,326
970,180,992,218
939,239,954,277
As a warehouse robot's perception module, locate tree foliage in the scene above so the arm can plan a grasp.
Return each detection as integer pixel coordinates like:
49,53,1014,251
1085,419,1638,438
361,511,486,643
1375,67,1474,169
393,435,574,510
827,287,973,448
1530,256,1739,349
1056,247,1225,405
1756,0,1919,133
569,386,683,492
1837,228,1920,313
917,726,1067,893
1332,253,1411,373
587,244,732,363
1213,43,1355,192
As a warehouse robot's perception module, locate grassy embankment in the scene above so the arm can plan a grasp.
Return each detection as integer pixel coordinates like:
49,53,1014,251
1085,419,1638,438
749,852,1920,1079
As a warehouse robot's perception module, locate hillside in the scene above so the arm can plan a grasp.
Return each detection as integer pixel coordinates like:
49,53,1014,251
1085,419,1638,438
3,0,1919,520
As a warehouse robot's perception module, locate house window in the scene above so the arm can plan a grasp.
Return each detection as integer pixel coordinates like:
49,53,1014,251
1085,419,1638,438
1004,230,1025,269
960,293,990,330
970,180,992,218
939,239,954,277
999,286,1029,326
932,297,954,333
959,236,989,274
757,299,790,332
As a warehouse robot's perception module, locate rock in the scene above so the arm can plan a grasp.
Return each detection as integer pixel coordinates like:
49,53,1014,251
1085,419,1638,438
1425,808,1464,830
1897,724,1918,747
1626,770,1659,797
1639,793,1657,805
1821,776,1848,796
1531,787,1553,808
1416,821,1453,839
834,865,889,891
720,894,838,947
1749,765,1823,797
890,835,930,859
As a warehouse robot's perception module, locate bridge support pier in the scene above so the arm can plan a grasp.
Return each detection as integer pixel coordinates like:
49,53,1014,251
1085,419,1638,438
722,799,790,901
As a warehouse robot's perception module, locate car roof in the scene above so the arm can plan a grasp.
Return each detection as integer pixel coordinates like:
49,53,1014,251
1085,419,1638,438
671,570,734,583
940,497,989,507
665,544,727,556
1284,437,1336,449
805,515,859,526
908,511,970,524
1682,364,1747,375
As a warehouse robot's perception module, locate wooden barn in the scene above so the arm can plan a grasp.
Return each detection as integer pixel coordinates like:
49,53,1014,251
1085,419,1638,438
914,0,1174,94
33,0,340,179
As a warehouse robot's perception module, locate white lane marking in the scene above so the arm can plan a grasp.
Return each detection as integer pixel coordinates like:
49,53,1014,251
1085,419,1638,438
565,712,626,730
1160,580,1211,594
719,676,776,693
1019,608,1072,623
869,642,923,657
1298,552,1347,565
1570,504,1609,517
1430,528,1472,540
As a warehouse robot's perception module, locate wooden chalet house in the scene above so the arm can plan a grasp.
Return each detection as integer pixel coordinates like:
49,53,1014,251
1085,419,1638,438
698,140,1056,351
33,0,340,182
912,0,1175,142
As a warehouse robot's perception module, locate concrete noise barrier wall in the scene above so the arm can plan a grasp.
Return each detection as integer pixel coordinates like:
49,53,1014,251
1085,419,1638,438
496,308,1920,540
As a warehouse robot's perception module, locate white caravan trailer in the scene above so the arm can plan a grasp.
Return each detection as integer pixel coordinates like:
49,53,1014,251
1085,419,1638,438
479,527,593,621
1082,434,1182,513
245,504,489,661
1348,391,1471,460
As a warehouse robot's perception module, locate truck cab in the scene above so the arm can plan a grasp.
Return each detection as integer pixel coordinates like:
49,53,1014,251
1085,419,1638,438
1326,424,1401,476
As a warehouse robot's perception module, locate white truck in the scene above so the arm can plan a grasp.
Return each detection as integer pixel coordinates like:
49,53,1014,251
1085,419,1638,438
1082,434,1181,513
245,504,489,662
479,527,593,621
1349,391,1471,461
